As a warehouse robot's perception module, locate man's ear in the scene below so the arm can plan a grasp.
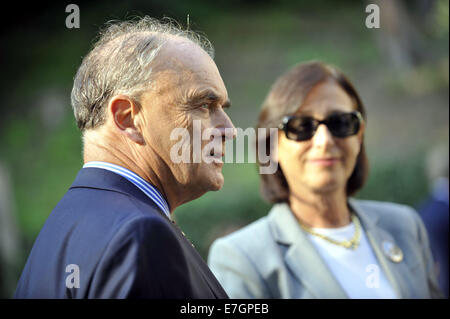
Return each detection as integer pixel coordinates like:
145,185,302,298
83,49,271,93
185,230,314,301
108,95,145,145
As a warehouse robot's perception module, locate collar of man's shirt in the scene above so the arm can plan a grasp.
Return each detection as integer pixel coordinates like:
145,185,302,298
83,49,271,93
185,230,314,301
83,161,171,219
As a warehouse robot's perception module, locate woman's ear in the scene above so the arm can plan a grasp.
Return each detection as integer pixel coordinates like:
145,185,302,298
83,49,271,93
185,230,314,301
357,118,366,144
274,131,283,163
108,95,145,145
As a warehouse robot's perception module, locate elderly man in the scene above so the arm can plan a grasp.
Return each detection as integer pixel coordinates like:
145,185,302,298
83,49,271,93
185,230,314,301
14,17,234,298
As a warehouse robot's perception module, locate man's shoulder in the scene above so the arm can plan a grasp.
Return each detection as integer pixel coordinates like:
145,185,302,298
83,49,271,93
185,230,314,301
54,184,162,223
49,185,176,252
14,187,176,298
35,184,173,266
33,182,171,247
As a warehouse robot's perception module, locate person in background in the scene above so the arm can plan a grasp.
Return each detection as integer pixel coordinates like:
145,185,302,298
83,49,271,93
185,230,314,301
418,143,449,298
208,61,443,299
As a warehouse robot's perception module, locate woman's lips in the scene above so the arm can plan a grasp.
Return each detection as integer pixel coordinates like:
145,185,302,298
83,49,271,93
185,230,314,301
309,158,340,166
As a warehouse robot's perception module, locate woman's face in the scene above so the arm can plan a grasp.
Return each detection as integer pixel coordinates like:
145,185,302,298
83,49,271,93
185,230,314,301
277,79,364,196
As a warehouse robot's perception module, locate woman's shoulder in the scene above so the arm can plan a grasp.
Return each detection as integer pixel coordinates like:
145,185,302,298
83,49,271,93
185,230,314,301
351,198,416,213
210,205,284,256
350,198,421,230
214,215,272,246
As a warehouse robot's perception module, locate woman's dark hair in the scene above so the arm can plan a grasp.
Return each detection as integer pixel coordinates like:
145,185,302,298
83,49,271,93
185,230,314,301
256,61,369,203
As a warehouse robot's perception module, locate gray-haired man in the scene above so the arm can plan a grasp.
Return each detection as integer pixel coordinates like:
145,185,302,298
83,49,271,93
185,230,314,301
14,17,234,298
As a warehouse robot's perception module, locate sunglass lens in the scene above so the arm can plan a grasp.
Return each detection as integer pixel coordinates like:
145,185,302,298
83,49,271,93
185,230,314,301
327,113,360,137
286,117,316,141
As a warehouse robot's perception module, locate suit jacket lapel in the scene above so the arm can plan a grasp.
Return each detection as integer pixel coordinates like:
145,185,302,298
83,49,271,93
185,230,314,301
268,204,348,298
349,199,410,298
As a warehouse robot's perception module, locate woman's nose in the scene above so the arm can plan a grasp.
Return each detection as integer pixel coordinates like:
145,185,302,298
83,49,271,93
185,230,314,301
311,124,335,148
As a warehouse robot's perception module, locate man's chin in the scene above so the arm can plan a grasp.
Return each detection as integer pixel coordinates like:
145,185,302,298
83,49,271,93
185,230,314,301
190,164,225,193
204,170,224,192
210,174,224,191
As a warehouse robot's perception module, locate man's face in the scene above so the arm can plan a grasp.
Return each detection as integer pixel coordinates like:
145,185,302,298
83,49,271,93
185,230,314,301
138,37,235,202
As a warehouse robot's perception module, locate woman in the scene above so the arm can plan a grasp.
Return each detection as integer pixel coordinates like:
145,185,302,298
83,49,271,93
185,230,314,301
208,61,442,298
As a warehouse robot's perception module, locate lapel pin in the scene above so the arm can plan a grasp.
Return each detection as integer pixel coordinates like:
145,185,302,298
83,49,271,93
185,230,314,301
382,240,403,263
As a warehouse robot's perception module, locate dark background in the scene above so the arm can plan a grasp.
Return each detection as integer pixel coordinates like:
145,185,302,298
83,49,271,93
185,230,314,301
0,0,448,298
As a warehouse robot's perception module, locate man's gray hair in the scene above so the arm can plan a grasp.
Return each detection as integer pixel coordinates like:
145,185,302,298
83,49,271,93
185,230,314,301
71,16,214,131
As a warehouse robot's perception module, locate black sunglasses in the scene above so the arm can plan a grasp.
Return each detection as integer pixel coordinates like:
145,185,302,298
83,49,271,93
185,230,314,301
279,111,363,141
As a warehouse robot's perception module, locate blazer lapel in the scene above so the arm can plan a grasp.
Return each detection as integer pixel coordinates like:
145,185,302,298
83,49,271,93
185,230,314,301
268,204,348,298
349,199,410,298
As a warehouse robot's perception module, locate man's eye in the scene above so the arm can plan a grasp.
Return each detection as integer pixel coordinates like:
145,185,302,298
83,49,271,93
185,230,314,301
200,103,210,110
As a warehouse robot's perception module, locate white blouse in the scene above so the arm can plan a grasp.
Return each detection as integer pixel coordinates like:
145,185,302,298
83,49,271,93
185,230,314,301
306,222,398,299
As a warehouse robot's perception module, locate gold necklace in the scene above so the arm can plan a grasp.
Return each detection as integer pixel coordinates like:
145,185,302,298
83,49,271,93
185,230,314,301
299,214,361,250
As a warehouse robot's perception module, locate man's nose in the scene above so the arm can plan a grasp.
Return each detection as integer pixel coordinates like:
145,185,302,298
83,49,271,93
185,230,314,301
312,123,335,148
215,109,236,141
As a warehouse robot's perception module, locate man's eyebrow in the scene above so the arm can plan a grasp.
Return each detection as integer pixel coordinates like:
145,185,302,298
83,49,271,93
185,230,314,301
185,89,231,108
222,99,231,109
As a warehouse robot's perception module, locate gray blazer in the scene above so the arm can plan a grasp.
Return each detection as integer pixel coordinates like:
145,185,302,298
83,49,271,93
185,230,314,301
208,199,443,298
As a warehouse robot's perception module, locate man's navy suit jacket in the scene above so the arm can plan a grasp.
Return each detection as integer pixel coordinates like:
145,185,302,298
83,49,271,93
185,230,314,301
14,168,228,298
